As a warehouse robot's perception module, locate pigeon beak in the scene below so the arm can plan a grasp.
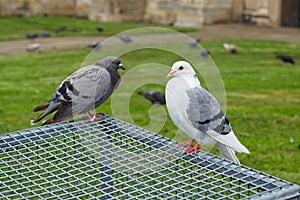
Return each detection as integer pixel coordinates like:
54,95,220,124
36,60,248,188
167,70,175,77
119,63,125,70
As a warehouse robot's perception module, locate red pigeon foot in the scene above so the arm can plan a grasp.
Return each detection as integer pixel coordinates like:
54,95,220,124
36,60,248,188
177,139,194,148
183,143,200,154
85,112,102,121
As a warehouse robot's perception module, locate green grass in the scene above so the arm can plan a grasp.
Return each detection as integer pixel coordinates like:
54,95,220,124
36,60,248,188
0,38,299,186
0,16,197,41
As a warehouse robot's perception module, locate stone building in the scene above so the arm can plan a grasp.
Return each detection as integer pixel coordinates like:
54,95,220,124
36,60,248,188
0,0,299,28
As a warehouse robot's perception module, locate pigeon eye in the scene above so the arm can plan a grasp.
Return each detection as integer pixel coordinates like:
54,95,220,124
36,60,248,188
179,66,184,70
112,61,116,64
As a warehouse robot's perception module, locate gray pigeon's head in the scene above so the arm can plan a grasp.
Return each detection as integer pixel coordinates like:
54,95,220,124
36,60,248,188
95,56,125,71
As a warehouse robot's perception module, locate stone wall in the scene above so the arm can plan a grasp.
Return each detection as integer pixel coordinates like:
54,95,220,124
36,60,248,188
0,0,79,17
144,0,179,24
0,0,283,27
242,0,281,26
33,0,77,17
89,0,147,22
0,0,32,16
75,0,92,18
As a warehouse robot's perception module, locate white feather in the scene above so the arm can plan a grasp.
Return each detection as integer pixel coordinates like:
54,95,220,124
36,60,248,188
215,142,240,164
207,130,250,153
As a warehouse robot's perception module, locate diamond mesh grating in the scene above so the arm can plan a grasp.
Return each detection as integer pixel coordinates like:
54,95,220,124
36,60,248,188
0,114,299,199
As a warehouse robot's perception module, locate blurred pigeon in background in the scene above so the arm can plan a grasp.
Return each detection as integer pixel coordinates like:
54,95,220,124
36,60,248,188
55,26,66,34
88,41,101,49
276,55,295,64
118,34,132,43
189,38,201,47
26,33,38,40
165,61,250,164
70,27,77,32
26,43,40,52
223,43,238,54
31,56,125,125
97,27,104,32
200,49,210,57
168,21,175,26
138,91,166,105
39,30,50,37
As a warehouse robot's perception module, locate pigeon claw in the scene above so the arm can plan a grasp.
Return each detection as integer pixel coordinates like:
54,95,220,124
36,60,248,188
177,139,194,148
183,143,200,154
85,112,102,121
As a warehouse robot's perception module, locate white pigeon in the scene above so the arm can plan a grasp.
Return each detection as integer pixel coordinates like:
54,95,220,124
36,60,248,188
223,43,237,54
165,61,250,164
26,43,40,52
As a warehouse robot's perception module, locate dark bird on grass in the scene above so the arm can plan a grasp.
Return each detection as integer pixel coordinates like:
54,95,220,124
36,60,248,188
138,91,166,105
70,27,78,32
26,43,40,52
118,34,132,43
88,41,101,49
189,38,201,47
223,43,238,54
168,21,175,26
97,27,104,32
55,26,66,34
276,55,295,64
200,49,210,57
39,30,50,37
26,33,38,40
31,56,125,125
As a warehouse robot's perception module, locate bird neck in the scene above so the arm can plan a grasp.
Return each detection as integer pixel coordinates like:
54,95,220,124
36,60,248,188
106,67,121,89
176,73,200,87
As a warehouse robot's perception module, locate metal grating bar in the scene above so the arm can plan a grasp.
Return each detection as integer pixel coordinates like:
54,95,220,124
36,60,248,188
0,114,299,199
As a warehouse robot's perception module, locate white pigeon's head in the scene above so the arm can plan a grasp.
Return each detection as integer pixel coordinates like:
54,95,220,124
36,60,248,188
167,61,196,78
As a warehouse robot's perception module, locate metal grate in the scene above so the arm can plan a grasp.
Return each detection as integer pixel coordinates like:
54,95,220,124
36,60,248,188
0,114,299,199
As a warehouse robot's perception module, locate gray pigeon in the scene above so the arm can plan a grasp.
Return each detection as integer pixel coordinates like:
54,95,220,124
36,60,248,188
200,49,210,57
39,30,50,37
166,61,249,164
55,26,66,34
88,41,101,49
31,56,125,125
118,34,132,43
189,38,201,47
26,33,38,40
138,91,166,105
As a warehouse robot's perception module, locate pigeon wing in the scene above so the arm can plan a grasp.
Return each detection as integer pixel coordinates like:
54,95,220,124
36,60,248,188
51,65,111,122
186,86,225,134
186,86,249,153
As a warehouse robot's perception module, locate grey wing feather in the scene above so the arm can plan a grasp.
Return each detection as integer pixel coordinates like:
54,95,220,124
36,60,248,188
72,66,111,104
186,87,231,135
50,65,111,122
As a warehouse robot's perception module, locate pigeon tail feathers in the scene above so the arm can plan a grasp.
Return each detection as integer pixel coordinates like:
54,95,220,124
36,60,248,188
33,102,50,112
42,118,55,125
216,142,240,165
31,101,60,124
